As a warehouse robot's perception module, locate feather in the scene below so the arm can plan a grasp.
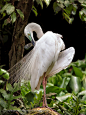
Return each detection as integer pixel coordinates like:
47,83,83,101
35,47,75,90
8,23,75,92
30,31,64,91
8,50,33,83
48,47,75,77
8,31,65,91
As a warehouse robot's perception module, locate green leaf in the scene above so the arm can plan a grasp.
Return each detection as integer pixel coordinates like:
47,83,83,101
56,93,72,102
11,12,16,23
0,69,9,80
69,18,74,24
0,98,7,108
32,6,38,16
46,83,54,87
6,83,13,91
81,94,86,102
7,105,20,110
12,95,22,100
59,0,64,3
64,8,71,15
72,66,83,78
60,77,70,88
13,83,20,93
3,12,6,17
79,9,86,21
0,3,11,13
3,19,9,26
25,92,35,104
0,89,6,94
0,89,10,100
79,10,84,19
36,0,43,9
36,91,42,100
64,0,70,7
84,16,86,21
6,4,15,15
83,76,86,89
51,75,58,85
46,86,64,94
44,0,51,6
78,90,86,96
81,3,86,7
57,3,64,9
62,12,70,23
0,3,15,15
68,76,81,93
78,0,85,4
16,9,24,20
53,2,58,13
62,73,72,77
0,80,4,84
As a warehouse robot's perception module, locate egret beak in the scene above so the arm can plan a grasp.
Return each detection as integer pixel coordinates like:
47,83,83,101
31,39,35,46
28,33,35,46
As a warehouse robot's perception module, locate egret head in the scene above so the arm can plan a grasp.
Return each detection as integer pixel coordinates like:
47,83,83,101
24,25,35,46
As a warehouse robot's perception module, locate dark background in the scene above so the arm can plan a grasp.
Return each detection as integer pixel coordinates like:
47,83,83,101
1,1,86,69
29,2,86,61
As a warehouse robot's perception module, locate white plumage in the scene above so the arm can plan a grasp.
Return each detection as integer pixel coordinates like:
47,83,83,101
8,23,75,106
29,31,65,91
24,23,65,91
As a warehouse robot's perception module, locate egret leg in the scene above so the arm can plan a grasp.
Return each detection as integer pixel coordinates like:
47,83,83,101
42,73,48,107
42,74,55,111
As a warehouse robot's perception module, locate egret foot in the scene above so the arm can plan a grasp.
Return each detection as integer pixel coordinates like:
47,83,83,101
29,107,60,115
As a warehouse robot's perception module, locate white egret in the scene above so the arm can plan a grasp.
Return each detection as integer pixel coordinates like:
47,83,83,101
8,23,75,107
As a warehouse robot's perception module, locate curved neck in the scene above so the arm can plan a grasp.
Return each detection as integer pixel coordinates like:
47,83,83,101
24,23,44,40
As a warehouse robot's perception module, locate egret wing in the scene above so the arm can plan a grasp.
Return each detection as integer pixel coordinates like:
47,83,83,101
8,50,33,84
48,47,75,77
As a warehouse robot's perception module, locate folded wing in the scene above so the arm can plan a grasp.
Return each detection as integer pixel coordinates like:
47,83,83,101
48,47,75,77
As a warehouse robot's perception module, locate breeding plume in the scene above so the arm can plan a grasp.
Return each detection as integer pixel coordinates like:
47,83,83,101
8,23,75,107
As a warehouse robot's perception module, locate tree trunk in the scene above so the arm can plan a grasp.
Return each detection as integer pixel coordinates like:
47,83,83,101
9,0,33,68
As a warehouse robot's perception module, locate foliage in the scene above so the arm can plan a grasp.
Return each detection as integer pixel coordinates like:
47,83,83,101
19,56,86,115
1,58,86,114
20,81,43,109
47,57,86,114
0,0,86,27
0,68,22,115
0,2,24,27
35,0,86,24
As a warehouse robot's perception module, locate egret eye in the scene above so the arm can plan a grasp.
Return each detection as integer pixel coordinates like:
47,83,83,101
28,33,31,36
28,33,32,42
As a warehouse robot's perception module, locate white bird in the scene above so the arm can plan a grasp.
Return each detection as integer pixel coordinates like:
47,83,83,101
8,23,75,107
